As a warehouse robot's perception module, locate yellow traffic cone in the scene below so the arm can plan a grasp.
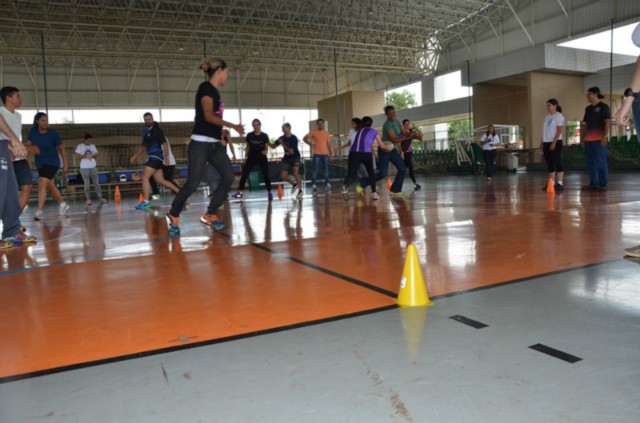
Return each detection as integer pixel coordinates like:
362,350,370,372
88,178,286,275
114,186,121,204
546,177,555,194
387,177,392,191
397,244,433,307
277,184,283,199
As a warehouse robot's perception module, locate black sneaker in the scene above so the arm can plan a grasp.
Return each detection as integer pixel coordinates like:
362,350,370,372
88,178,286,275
581,184,596,191
542,185,548,191
554,184,564,191
596,185,608,191
414,183,422,190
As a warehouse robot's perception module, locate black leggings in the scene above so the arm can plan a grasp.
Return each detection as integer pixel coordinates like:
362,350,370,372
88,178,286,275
543,140,564,173
403,151,416,183
483,149,497,177
238,153,271,191
344,152,376,192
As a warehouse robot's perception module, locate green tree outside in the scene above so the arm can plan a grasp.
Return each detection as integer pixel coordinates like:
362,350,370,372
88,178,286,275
448,119,474,141
385,90,416,110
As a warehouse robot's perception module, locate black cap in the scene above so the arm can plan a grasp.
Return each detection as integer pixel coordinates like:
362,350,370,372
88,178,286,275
587,86,605,99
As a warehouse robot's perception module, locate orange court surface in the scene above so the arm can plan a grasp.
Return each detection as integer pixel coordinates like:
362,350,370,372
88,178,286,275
1,172,639,383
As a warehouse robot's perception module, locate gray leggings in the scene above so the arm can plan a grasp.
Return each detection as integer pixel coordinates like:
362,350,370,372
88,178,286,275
80,167,103,200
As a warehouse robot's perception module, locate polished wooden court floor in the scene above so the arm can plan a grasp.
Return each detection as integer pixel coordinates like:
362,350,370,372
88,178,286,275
1,172,639,382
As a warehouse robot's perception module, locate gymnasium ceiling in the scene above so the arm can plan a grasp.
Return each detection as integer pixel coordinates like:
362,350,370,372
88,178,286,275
0,0,525,73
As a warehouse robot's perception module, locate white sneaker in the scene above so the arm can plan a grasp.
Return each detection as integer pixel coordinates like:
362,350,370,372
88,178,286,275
58,202,70,216
371,192,380,200
231,192,244,199
296,188,303,198
341,185,348,195
34,210,43,221
624,245,640,257
326,183,332,191
312,184,317,194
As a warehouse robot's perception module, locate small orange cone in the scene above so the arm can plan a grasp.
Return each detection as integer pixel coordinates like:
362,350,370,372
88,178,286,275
387,177,392,191
114,186,121,204
139,193,145,203
397,244,434,307
547,192,555,211
546,178,555,194
277,184,283,199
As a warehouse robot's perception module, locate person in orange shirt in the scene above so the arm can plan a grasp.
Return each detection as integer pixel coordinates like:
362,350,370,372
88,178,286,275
303,118,333,194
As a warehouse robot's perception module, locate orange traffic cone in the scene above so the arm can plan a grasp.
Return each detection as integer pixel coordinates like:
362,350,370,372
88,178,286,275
387,177,392,191
546,178,555,194
114,186,121,204
547,192,555,211
397,244,434,307
139,193,145,203
277,184,283,199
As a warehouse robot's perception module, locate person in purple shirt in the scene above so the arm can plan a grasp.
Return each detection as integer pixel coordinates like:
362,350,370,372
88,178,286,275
341,116,392,201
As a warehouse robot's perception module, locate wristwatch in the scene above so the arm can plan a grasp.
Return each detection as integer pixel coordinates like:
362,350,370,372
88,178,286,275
623,88,640,99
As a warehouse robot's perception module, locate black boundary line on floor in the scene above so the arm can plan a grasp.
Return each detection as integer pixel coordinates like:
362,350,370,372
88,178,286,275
529,343,583,363
214,231,398,298
449,315,489,329
0,304,398,385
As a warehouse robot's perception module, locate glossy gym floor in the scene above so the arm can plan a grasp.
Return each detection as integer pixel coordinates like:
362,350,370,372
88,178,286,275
1,172,639,422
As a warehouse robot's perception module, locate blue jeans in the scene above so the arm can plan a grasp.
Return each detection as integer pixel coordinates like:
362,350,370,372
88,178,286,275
361,149,406,193
584,141,608,187
311,154,330,185
0,141,22,238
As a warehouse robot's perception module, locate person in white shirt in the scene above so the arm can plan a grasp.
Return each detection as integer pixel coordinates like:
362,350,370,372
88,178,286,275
1,86,36,212
541,98,565,191
74,133,106,205
480,124,500,182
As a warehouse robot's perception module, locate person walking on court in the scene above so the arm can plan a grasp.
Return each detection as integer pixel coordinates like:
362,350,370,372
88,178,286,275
27,112,70,221
166,58,245,235
616,23,640,257
581,87,611,191
149,136,179,200
276,123,303,198
130,112,180,209
0,113,36,249
401,118,422,189
342,116,393,201
480,124,500,183
1,86,35,213
541,99,565,191
231,119,273,201
303,118,333,194
75,133,107,205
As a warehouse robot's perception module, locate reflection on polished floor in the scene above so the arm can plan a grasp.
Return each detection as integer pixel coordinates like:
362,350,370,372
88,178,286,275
1,172,640,422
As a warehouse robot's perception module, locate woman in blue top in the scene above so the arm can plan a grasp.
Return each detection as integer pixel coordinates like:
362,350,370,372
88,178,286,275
26,112,70,220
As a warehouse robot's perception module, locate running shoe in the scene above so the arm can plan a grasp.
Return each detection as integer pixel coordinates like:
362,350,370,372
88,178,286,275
596,185,608,191
151,194,161,200
19,225,27,233
581,184,596,191
34,210,43,221
341,185,348,195
291,182,298,194
0,239,13,250
414,183,422,190
296,188,303,198
391,191,406,198
371,192,380,200
58,202,70,215
326,183,332,191
355,184,364,195
268,192,273,201
86,199,92,205
312,184,317,195
554,183,564,191
231,191,244,199
135,200,150,210
200,213,226,230
165,213,180,236
4,232,37,244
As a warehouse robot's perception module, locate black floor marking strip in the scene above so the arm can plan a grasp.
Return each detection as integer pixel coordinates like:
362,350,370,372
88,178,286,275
529,343,583,363
0,304,398,385
449,315,488,329
216,231,397,298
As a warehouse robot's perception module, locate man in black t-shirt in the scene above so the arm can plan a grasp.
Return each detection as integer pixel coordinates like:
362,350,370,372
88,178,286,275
231,119,274,201
580,87,611,190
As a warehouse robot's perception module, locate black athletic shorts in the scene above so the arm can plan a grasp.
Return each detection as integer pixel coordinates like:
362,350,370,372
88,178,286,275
145,158,163,170
38,166,59,180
